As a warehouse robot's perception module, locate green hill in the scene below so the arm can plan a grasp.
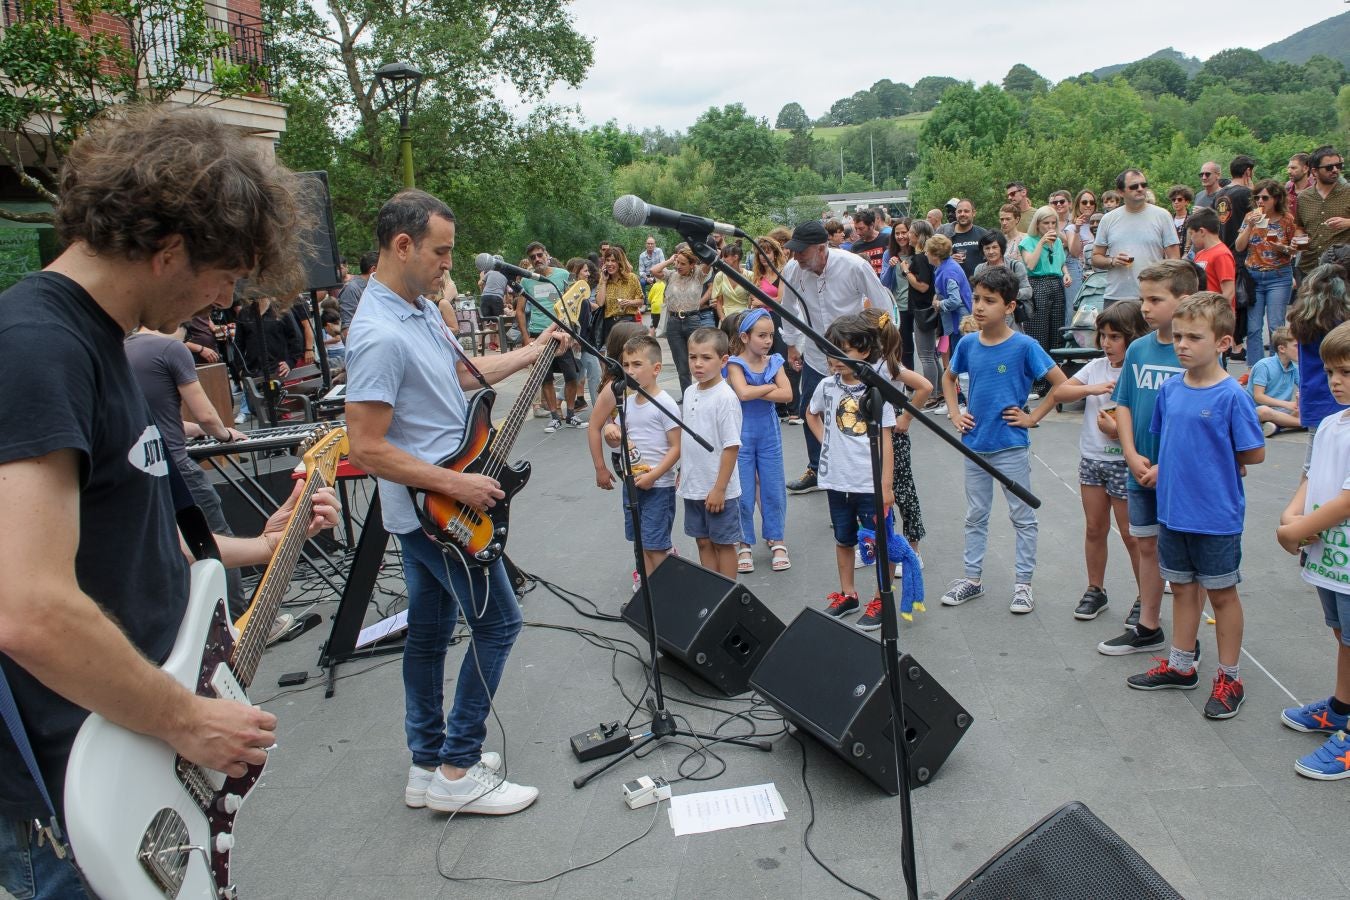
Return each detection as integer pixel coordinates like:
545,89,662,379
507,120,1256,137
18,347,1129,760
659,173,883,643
1091,47,1201,81
1259,10,1350,68
777,111,931,141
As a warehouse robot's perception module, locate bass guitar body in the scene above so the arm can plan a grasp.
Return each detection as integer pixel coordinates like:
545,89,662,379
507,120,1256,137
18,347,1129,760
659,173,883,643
415,388,530,565
65,561,257,899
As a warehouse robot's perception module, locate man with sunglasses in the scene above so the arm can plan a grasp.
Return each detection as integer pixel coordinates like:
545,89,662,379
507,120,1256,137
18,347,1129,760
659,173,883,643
1006,182,1035,231
520,241,585,432
1092,169,1181,306
1195,161,1222,209
1295,146,1350,276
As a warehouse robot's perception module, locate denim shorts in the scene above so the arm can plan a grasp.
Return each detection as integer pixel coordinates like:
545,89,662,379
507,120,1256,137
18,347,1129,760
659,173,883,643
623,484,675,550
1079,457,1128,500
1126,486,1159,538
1315,586,1350,644
826,490,878,547
1157,523,1242,589
683,497,743,545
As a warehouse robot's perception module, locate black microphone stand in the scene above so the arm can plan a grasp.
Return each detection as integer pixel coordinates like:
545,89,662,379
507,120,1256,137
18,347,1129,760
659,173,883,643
507,271,774,790
686,231,1043,900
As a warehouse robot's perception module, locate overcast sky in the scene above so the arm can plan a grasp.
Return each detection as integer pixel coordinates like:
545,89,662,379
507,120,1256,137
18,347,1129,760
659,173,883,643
521,2,1340,131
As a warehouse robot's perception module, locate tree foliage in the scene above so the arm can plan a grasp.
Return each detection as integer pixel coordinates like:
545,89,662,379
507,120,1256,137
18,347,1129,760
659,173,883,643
1002,64,1048,95
0,0,252,222
775,101,809,131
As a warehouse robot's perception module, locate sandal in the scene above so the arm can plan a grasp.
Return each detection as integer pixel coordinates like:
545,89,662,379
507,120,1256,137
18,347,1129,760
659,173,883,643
736,545,754,573
769,542,791,571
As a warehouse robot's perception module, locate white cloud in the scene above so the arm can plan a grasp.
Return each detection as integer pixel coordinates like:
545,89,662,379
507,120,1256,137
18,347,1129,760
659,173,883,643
522,1,1335,131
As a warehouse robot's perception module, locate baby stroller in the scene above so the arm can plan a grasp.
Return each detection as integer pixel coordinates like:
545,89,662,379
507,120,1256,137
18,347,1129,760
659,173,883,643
1051,267,1106,383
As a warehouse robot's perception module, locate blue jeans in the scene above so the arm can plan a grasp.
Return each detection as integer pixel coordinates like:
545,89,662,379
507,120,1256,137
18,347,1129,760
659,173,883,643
1246,267,1294,365
664,309,716,396
737,409,786,543
798,363,826,471
395,529,522,769
827,490,879,547
0,819,90,899
963,447,1038,582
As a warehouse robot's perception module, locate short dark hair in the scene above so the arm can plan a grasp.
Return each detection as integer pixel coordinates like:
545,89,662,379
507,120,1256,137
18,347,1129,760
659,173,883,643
824,313,881,362
1005,181,1026,192
972,266,1018,303
1137,259,1198,298
1185,207,1220,235
56,106,307,293
688,326,729,356
375,190,456,250
525,241,547,256
358,250,378,274
1167,184,1194,203
622,334,662,364
1290,152,1312,168
853,209,877,228
1094,299,1148,349
1311,145,1342,169
1230,155,1256,178
977,231,1007,254
824,218,844,236
1115,169,1144,191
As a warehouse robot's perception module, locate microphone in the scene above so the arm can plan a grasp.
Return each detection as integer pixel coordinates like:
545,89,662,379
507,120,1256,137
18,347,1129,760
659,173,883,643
612,195,745,239
475,253,535,281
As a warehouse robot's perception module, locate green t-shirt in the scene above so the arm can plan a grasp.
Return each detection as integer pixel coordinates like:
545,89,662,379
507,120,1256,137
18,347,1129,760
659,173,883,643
522,268,569,335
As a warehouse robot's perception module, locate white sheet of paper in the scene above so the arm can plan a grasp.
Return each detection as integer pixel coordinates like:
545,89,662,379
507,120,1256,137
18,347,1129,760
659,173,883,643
355,610,408,649
667,783,787,836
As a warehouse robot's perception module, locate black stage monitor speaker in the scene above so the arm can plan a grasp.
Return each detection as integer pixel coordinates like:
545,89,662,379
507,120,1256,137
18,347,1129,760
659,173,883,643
297,171,343,292
749,607,971,794
620,556,785,697
946,801,1183,899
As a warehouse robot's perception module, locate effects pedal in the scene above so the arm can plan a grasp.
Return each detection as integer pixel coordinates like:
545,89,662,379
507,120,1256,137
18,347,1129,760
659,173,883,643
570,721,631,761
622,775,671,809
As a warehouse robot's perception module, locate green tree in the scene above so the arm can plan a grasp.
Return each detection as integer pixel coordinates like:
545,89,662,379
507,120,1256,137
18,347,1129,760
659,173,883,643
0,0,254,222
920,82,1021,155
775,101,810,131
1192,48,1272,97
870,79,913,117
1002,64,1048,95
686,104,791,221
1120,58,1190,97
586,121,642,170
1338,85,1350,137
912,76,961,111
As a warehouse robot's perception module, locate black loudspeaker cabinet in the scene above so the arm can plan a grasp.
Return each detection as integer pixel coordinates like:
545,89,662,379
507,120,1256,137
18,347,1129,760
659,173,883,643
206,454,341,556
749,607,971,794
946,801,1184,899
620,555,785,697
296,171,343,292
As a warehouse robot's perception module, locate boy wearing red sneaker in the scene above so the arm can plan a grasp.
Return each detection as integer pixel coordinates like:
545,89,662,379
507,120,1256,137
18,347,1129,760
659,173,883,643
1275,319,1350,778
1125,293,1265,718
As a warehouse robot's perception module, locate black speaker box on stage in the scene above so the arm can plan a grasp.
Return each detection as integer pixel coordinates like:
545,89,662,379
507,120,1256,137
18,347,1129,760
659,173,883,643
749,607,971,794
296,171,343,292
946,801,1183,899
620,555,785,697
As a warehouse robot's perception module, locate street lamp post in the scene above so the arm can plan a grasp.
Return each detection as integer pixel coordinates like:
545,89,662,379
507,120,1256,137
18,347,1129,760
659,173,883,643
375,61,425,189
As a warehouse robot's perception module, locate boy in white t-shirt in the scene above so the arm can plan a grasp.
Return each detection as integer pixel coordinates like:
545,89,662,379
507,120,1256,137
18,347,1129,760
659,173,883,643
679,328,743,578
1276,320,1350,779
587,335,681,580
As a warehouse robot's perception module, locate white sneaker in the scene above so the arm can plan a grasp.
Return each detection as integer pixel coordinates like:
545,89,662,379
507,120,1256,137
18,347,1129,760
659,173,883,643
234,410,247,425
425,759,537,815
1010,583,1035,614
934,403,948,416
405,753,501,808
266,613,295,646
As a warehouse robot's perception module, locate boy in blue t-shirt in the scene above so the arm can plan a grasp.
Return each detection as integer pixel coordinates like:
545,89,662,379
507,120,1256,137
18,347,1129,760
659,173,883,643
1098,260,1193,658
939,267,1065,614
1248,326,1302,434
1127,292,1265,719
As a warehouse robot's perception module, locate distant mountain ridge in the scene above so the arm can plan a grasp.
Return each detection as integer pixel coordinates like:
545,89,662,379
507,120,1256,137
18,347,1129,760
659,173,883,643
1089,11,1350,79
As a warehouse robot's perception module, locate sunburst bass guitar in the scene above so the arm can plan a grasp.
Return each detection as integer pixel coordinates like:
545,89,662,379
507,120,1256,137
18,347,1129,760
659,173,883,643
412,335,559,565
63,425,347,900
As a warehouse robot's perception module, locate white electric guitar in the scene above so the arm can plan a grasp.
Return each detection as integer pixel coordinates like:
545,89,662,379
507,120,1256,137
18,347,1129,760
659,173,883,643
64,425,347,899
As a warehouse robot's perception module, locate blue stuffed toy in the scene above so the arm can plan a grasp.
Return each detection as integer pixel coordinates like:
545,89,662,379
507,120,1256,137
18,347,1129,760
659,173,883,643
858,509,925,622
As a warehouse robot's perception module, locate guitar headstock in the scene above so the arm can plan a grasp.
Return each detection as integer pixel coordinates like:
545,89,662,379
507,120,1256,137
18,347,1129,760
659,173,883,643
299,425,349,481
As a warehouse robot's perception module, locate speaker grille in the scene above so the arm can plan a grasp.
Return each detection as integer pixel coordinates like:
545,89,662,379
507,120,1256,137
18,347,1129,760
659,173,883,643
948,802,1183,900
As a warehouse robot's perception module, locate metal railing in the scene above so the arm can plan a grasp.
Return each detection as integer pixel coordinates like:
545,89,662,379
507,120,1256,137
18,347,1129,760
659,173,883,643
2,1,276,98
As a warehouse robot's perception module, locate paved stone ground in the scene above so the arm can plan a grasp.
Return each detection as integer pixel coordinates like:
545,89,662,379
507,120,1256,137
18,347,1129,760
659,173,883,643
233,347,1350,899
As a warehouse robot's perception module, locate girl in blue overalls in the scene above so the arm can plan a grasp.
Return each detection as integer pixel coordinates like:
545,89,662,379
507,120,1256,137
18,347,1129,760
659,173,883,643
724,308,794,573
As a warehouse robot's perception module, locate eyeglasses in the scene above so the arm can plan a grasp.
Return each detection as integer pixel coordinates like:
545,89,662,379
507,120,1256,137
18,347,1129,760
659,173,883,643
1080,199,1096,206
1050,199,1068,206
1127,182,1149,190
1255,194,1274,201
1199,172,1214,178
1319,162,1344,172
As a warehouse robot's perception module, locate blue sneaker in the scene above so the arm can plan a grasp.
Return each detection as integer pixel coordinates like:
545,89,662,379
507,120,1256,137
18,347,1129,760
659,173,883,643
1295,731,1350,780
1280,698,1350,734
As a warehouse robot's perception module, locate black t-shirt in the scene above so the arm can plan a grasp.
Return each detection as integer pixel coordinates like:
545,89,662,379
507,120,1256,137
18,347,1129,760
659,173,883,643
850,235,888,277
908,253,936,325
0,272,188,820
939,224,988,278
1214,185,1252,255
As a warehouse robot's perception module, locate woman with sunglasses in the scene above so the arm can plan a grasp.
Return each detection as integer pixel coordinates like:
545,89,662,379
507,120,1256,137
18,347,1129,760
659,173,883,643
1167,186,1194,256
1050,190,1082,324
1235,178,1297,364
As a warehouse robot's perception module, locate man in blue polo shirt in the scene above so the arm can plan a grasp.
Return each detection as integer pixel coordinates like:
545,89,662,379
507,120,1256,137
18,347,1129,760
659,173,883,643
346,190,564,818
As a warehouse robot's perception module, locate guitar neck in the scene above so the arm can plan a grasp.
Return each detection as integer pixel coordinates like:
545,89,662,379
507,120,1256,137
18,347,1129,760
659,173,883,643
230,473,326,685
490,337,560,458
